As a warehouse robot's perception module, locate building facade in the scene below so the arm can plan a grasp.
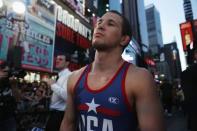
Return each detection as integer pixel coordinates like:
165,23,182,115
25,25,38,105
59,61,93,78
183,0,193,21
146,4,163,56
163,42,182,81
122,0,149,67
180,0,197,65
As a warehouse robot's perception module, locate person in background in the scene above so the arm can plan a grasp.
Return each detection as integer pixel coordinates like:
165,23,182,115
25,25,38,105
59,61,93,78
181,47,197,131
160,79,173,117
0,62,16,131
44,53,72,131
60,10,165,131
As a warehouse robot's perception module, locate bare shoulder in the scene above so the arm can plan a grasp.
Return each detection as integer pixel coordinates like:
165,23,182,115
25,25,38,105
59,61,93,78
69,66,86,82
127,64,154,82
68,66,87,94
126,64,155,93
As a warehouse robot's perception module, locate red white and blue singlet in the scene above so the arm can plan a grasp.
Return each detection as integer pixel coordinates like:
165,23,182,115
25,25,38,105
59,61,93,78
74,62,138,131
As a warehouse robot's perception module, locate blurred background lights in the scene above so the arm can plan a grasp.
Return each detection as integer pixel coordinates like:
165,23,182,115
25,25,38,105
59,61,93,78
12,1,26,14
0,0,3,9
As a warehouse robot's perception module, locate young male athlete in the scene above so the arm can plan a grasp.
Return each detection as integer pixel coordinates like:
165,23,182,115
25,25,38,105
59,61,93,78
60,10,165,131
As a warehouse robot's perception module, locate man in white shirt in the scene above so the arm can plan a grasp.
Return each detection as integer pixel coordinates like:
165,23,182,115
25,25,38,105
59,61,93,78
45,53,72,131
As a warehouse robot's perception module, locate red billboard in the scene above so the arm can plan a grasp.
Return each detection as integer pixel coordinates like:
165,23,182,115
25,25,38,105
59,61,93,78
180,22,194,51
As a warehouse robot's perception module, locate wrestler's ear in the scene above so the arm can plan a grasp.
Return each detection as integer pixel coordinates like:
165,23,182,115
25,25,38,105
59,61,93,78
120,35,130,47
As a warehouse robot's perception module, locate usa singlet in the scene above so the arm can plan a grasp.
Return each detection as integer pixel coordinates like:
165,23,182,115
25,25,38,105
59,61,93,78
74,62,138,131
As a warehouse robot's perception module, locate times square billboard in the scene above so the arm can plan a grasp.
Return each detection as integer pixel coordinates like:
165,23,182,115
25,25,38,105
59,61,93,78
180,19,197,51
0,0,92,72
0,0,56,72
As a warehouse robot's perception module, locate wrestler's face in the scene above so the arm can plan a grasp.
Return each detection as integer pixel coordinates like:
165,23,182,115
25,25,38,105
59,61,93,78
92,12,123,51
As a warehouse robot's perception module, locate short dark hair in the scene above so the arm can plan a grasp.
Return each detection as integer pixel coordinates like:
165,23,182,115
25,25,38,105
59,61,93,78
108,10,132,49
57,53,71,61
108,10,132,39
64,53,71,61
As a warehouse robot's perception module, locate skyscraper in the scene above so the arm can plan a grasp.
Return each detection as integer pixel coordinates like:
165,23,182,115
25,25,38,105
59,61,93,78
183,0,193,21
163,42,182,80
146,4,163,56
122,0,149,67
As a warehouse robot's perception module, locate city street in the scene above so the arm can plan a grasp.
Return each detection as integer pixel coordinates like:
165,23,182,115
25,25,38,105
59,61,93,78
166,110,188,131
0,0,196,131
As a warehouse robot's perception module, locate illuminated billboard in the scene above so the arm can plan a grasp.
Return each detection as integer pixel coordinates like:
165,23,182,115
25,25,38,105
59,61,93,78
180,21,194,51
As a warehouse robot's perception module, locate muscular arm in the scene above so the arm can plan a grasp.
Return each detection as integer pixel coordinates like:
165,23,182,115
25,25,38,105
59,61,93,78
60,74,77,131
127,67,165,131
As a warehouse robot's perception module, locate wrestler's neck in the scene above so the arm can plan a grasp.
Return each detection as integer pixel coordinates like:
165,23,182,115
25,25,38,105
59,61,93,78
92,51,124,73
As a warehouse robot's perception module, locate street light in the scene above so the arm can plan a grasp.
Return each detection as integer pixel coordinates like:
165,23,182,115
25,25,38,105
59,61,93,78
0,0,3,9
9,1,26,47
12,1,26,15
0,0,6,18
0,0,26,20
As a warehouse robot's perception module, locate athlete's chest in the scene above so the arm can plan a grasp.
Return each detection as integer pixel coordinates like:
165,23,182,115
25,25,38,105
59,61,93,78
76,74,126,113
87,71,117,90
76,89,135,131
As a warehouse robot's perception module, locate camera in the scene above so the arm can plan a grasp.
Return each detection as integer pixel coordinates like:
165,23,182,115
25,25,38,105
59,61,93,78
0,61,26,79
9,68,26,78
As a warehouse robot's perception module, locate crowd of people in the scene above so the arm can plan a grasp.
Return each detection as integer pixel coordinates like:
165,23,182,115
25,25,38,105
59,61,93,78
13,81,51,112
156,79,185,117
9,80,51,130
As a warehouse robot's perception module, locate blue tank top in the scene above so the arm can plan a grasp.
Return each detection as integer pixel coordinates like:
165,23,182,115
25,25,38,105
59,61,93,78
74,62,138,131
